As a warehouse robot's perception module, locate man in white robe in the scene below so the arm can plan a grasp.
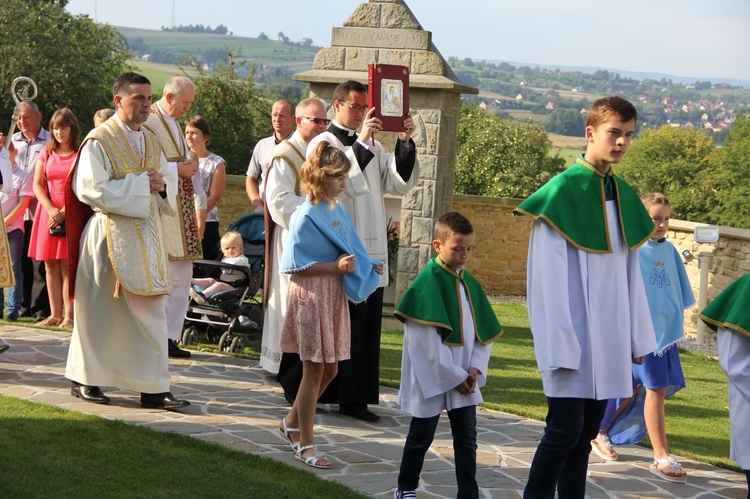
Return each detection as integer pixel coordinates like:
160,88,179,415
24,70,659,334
144,76,207,359
259,98,328,374
64,72,189,410
516,97,657,498
306,80,419,422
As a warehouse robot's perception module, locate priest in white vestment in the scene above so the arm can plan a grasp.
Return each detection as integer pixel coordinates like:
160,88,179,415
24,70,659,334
305,80,419,422
516,97,656,498
259,97,329,374
64,73,190,410
144,76,206,360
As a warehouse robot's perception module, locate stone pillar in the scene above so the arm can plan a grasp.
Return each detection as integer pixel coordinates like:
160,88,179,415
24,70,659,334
294,0,477,301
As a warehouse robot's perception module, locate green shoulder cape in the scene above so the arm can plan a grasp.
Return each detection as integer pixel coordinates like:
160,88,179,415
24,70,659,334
514,157,655,253
699,274,750,338
394,257,503,346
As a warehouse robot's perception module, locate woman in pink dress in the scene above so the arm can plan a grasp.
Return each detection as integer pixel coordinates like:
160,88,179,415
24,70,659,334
28,108,79,328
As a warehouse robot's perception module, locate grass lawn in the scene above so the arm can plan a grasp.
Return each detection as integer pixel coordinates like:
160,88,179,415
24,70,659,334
0,396,365,498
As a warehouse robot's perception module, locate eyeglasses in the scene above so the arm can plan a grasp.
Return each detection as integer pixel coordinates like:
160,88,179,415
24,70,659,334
338,101,369,112
301,116,331,125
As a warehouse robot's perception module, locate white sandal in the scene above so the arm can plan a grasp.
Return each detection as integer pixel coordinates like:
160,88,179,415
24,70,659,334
295,444,332,469
278,417,299,451
650,455,687,484
590,433,618,461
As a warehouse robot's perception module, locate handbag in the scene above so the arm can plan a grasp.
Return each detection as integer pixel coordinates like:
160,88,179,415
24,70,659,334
49,221,66,237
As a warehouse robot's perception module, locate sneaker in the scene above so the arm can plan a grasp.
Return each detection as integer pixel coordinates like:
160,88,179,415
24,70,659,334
189,287,206,305
394,489,417,499
5,312,18,322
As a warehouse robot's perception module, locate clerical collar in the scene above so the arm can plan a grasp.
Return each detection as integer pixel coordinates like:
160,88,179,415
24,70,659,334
330,120,357,137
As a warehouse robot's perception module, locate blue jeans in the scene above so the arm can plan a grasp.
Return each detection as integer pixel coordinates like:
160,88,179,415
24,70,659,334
397,405,478,499
523,397,608,499
1,229,24,315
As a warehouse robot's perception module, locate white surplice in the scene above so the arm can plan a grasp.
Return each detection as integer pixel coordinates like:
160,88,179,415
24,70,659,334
527,201,657,400
258,132,307,373
397,281,493,418
307,129,420,288
64,118,178,394
718,326,750,469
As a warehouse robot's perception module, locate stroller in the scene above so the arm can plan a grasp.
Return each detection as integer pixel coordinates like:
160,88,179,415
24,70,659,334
181,212,265,354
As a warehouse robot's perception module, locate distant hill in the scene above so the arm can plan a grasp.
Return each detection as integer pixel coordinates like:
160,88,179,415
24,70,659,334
117,26,317,71
482,59,750,89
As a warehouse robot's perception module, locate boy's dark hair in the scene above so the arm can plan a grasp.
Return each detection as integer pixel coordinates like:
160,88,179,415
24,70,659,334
434,212,474,242
332,80,367,103
113,72,150,99
641,192,670,209
586,96,638,128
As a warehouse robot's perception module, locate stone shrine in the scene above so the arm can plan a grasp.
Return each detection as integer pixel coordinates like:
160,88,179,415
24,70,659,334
294,0,478,300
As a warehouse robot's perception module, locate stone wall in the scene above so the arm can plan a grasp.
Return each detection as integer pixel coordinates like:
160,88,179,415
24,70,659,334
220,178,749,335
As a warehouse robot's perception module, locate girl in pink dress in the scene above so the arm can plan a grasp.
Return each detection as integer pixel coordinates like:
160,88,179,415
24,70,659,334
28,108,79,328
277,142,383,469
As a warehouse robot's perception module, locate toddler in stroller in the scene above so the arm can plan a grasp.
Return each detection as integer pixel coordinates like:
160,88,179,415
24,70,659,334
190,230,249,305
182,213,265,353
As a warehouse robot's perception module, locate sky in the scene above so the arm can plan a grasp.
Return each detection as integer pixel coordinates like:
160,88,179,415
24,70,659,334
65,0,750,82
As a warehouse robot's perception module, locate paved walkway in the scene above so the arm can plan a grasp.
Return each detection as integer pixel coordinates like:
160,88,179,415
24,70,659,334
1,325,747,498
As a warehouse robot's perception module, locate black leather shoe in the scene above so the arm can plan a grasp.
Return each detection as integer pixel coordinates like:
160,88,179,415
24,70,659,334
0,340,9,354
339,404,380,422
168,339,191,358
71,383,111,404
5,312,18,322
141,392,191,410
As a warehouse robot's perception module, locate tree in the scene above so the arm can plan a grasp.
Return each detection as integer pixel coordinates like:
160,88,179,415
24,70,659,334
454,104,565,198
257,32,268,41
181,49,266,175
616,126,716,222
707,113,750,228
545,108,585,136
1,0,131,135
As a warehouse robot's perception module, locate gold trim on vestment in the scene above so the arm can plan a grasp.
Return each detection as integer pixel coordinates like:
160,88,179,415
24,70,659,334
144,107,202,261
89,121,171,296
0,216,15,288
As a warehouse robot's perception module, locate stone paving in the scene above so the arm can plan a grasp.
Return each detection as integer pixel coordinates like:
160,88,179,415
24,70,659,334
1,325,747,498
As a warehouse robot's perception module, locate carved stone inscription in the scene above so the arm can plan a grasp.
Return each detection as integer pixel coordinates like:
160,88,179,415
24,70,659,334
332,27,430,50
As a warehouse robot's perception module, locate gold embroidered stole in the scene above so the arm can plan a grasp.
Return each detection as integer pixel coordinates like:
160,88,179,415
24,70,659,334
88,121,171,296
262,137,306,304
0,214,14,288
144,105,201,261
268,139,306,196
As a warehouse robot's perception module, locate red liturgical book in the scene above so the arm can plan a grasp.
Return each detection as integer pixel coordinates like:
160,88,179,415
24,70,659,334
368,63,409,132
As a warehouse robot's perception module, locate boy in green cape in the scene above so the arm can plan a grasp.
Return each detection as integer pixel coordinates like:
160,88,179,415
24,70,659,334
393,212,502,499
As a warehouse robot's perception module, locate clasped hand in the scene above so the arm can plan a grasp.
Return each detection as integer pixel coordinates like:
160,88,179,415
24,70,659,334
455,367,479,396
147,168,166,194
177,158,198,179
47,207,64,229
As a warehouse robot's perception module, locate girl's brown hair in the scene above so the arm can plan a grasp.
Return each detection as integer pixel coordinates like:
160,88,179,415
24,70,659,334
184,115,212,145
47,107,80,154
299,141,351,208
